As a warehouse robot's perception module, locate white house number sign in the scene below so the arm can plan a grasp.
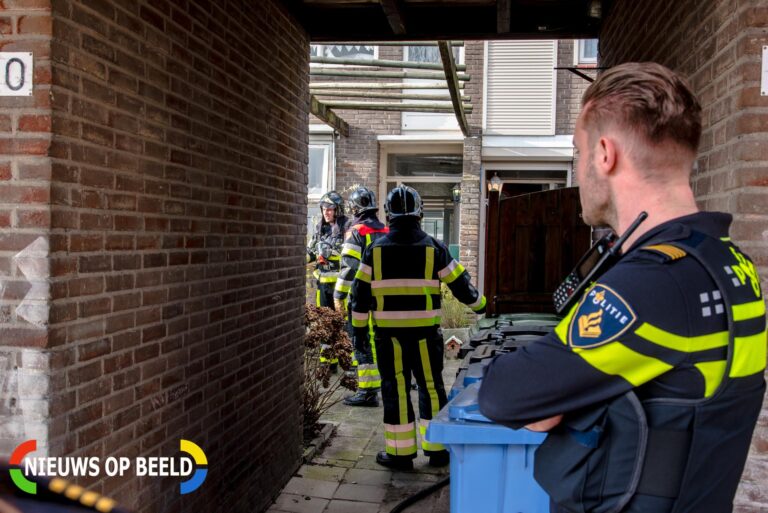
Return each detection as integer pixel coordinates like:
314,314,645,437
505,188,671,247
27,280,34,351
0,52,33,96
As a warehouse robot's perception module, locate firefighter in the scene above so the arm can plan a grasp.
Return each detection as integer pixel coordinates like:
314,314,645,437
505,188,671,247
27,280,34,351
350,185,486,470
333,187,389,407
478,63,766,513
307,191,349,370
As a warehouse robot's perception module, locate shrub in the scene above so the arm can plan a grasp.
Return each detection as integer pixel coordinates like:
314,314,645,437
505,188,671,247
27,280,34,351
303,305,356,440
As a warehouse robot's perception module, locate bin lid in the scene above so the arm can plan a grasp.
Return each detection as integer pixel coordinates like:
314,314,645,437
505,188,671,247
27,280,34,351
464,360,491,386
428,383,547,445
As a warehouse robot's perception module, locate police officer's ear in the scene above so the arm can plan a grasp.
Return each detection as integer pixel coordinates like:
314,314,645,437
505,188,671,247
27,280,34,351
594,134,619,177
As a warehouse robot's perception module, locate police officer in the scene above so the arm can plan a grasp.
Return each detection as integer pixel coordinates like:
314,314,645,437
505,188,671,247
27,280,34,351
307,191,349,370
350,185,486,470
478,63,766,513
333,187,389,407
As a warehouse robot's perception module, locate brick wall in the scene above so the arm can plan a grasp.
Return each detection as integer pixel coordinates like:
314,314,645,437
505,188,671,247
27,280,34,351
0,0,54,460
601,1,768,511
556,40,594,135
1,1,309,512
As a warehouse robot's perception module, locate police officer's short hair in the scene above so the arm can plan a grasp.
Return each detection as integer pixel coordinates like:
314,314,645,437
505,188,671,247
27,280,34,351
581,62,702,157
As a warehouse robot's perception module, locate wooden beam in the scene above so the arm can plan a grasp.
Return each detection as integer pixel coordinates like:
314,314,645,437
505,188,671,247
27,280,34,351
437,41,469,137
312,90,471,101
322,41,464,47
311,55,466,72
497,0,511,33
380,0,406,35
310,68,470,80
310,81,464,89
310,95,349,137
320,101,473,113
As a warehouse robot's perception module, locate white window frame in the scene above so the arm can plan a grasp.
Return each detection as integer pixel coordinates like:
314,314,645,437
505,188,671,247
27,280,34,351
574,39,598,65
402,45,465,132
310,44,379,67
307,135,335,202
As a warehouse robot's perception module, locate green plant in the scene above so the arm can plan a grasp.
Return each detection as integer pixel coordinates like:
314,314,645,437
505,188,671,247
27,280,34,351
303,305,356,440
441,285,472,328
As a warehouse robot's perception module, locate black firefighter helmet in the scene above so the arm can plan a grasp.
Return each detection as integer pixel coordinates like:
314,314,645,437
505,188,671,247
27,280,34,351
319,191,344,216
384,185,423,222
347,187,378,217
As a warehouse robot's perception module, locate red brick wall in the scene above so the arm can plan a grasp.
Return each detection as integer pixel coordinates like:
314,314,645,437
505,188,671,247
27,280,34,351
601,1,768,510
1,1,309,512
0,0,54,458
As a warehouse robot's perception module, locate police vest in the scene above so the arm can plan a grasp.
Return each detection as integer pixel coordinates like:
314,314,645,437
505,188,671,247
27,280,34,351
535,229,766,513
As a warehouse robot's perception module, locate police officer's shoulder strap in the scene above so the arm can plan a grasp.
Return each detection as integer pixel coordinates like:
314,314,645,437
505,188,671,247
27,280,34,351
639,243,687,263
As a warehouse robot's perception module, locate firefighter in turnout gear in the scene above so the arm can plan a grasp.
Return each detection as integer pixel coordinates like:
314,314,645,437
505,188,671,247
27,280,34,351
307,191,349,369
350,185,487,470
334,187,389,407
478,63,766,513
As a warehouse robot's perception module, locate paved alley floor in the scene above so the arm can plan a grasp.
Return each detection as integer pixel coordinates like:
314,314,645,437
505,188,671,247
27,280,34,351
266,358,461,513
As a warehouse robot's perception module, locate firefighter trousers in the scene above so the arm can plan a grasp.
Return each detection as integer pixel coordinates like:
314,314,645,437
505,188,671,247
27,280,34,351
376,331,447,457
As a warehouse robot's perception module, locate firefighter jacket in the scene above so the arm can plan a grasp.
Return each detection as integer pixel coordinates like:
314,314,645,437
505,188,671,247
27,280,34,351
349,217,487,340
478,212,766,513
307,215,349,284
334,212,389,301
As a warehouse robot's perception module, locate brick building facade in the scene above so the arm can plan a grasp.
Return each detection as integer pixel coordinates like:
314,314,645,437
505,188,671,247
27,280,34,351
1,1,307,512
600,2,768,511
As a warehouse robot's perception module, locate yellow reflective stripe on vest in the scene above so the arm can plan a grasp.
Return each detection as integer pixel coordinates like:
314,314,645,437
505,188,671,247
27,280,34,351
374,317,442,328
732,299,766,322
341,243,362,260
425,247,435,311
573,341,674,386
318,275,337,283
634,323,729,352
335,279,352,294
695,360,727,398
469,295,486,312
355,263,372,283
372,286,441,297
438,259,465,284
730,329,767,378
555,302,580,345
351,311,369,328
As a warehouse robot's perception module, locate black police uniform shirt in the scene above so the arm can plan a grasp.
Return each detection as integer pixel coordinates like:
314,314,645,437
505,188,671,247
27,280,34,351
479,212,755,428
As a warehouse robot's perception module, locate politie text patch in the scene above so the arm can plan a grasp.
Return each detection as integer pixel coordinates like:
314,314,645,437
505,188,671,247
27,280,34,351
568,284,637,348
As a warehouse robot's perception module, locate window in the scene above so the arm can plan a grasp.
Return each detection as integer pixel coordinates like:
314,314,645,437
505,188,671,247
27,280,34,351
308,145,331,197
577,39,598,64
310,44,377,62
387,154,463,178
402,45,464,131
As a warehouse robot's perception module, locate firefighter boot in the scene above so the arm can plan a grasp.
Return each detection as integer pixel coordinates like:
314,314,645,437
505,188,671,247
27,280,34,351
428,450,450,467
376,451,414,471
343,389,379,407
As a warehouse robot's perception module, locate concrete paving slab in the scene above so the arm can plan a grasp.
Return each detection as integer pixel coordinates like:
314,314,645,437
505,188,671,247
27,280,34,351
343,468,392,486
325,499,380,513
297,463,348,483
282,477,339,499
334,483,388,503
270,493,330,513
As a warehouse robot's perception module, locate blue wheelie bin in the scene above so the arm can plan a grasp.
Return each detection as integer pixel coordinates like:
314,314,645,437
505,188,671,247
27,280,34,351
428,383,550,513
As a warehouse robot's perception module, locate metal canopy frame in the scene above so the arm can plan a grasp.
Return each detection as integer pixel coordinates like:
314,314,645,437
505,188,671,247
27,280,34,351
310,40,472,136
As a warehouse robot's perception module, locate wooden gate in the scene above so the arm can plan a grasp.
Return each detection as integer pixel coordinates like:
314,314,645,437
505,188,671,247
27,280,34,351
484,187,591,315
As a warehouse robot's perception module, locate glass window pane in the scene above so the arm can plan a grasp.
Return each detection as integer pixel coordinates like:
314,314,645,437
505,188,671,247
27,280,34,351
387,154,462,177
308,146,327,196
580,39,598,62
407,45,460,63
